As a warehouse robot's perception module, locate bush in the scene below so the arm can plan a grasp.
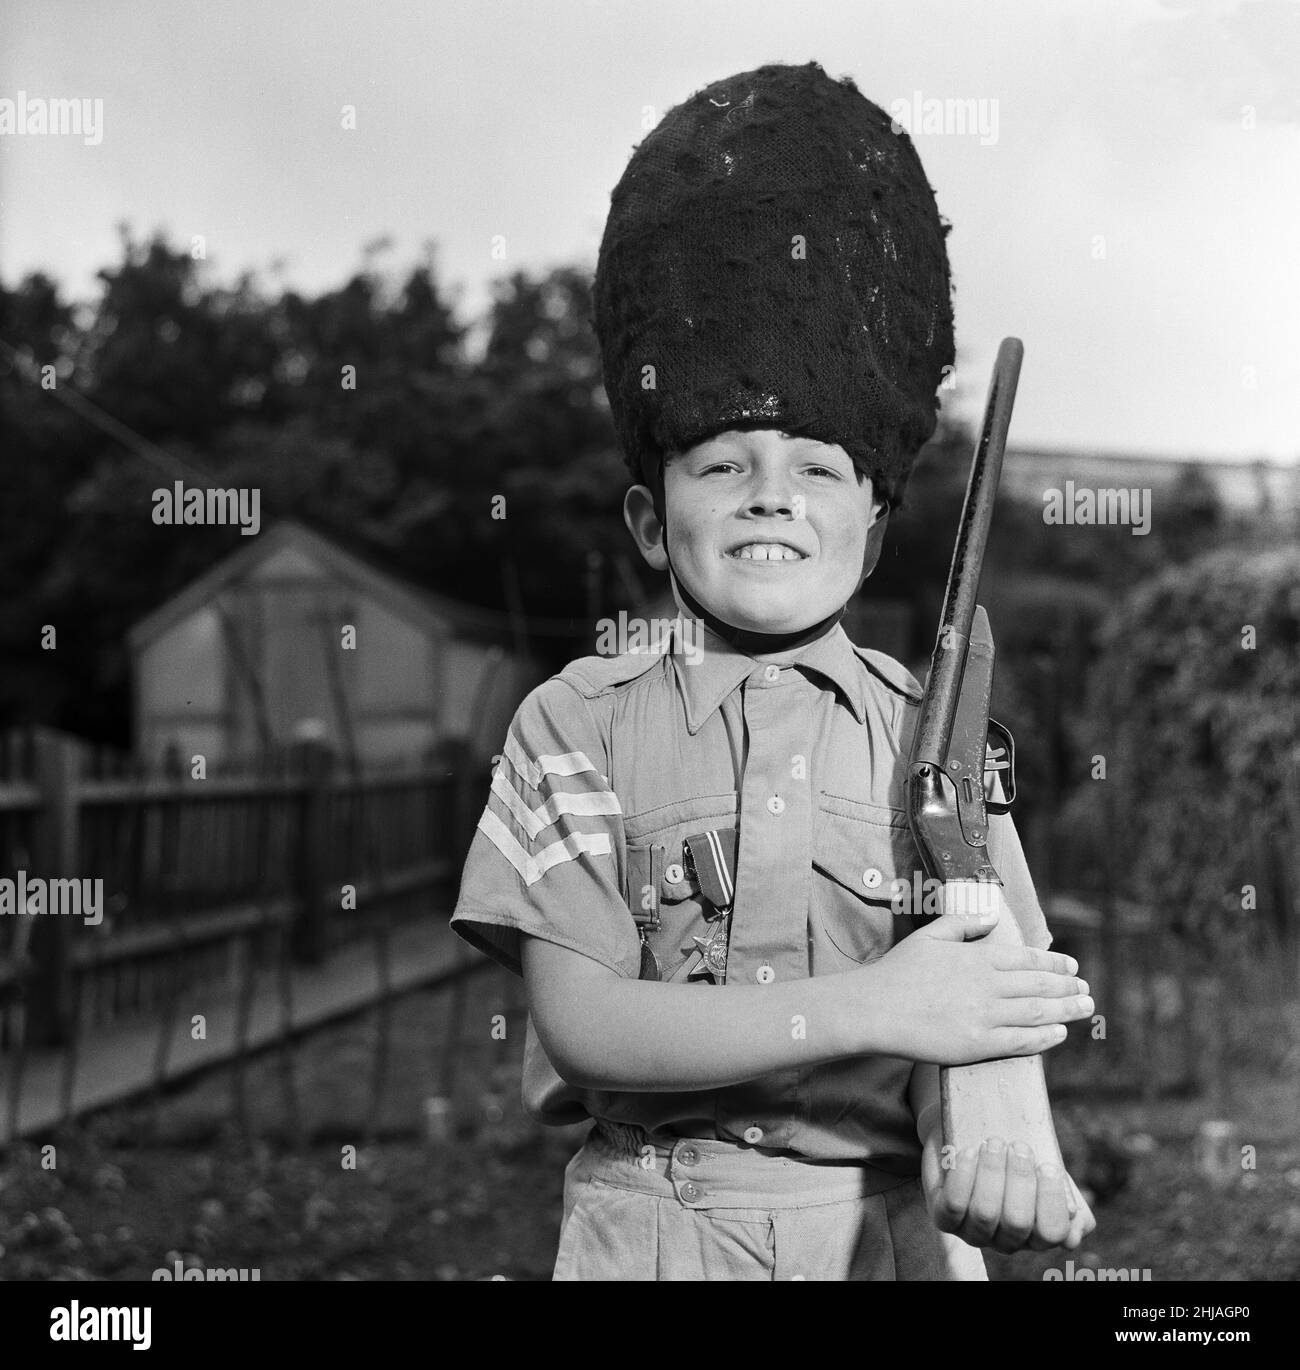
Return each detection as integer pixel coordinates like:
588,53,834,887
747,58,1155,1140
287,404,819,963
1067,542,1300,954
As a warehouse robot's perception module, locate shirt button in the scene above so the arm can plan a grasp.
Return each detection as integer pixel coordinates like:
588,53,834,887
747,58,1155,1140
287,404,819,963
763,664,780,682
677,1145,699,1166
680,1181,700,1202
862,867,883,889
743,1126,764,1145
756,965,775,984
665,863,685,885
766,795,785,815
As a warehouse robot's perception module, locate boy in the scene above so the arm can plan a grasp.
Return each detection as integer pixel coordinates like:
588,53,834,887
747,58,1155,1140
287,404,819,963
451,61,1095,1280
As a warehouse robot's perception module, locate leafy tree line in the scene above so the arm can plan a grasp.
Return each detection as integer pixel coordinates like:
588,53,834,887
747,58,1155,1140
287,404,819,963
0,230,632,743
0,226,1249,751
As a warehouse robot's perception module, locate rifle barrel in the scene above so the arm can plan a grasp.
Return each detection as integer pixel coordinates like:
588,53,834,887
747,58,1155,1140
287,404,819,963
912,337,1023,767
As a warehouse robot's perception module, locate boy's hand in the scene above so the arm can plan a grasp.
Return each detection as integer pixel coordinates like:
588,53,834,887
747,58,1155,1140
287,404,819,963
858,910,1092,1064
921,1129,1097,1253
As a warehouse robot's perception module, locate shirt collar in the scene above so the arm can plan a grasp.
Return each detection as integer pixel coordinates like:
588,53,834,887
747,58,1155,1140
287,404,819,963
667,617,868,734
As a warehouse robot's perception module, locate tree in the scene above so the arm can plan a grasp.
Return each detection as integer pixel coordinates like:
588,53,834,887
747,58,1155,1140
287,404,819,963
1063,543,1299,952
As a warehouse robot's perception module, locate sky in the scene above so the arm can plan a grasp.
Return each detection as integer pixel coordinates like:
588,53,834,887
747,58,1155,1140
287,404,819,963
1,0,1297,462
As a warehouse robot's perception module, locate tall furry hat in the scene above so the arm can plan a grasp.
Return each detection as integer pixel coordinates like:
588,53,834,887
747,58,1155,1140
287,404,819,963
593,60,954,509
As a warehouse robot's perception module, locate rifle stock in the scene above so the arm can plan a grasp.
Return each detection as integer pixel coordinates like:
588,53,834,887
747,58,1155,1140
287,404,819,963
939,884,1065,1170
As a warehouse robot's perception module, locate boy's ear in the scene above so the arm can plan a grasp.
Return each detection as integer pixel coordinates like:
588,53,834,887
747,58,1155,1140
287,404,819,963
860,495,891,585
623,485,669,572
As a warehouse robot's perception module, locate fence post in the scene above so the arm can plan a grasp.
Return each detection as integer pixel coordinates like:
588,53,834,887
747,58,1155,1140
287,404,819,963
28,729,80,1046
291,738,335,965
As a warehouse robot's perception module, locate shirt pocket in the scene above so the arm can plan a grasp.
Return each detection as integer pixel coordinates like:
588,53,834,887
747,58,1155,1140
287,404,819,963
624,798,736,983
810,797,926,966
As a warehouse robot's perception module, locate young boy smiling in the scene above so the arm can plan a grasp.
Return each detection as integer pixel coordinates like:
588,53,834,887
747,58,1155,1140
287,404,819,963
451,61,1094,1280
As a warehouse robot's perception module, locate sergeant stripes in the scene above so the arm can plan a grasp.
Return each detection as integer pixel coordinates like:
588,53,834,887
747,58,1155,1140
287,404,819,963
501,734,611,790
478,740,620,887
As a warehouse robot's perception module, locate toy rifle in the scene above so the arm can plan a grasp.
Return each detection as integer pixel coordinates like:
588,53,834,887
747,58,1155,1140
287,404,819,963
905,337,1065,1170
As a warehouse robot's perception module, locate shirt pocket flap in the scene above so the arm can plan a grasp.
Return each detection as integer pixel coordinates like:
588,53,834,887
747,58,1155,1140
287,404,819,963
811,803,924,964
811,804,918,909
625,840,702,907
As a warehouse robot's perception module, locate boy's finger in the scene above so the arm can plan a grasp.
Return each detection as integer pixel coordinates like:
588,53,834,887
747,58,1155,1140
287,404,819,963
997,972,1091,1000
921,1133,941,1190
991,1142,1037,1253
931,1145,980,1233
988,1024,1070,1057
957,1138,1007,1247
920,1133,945,1212
1026,1161,1071,1250
921,911,996,944
1062,1173,1097,1248
1001,995,1094,1027
992,947,1079,976
1067,1171,1091,1223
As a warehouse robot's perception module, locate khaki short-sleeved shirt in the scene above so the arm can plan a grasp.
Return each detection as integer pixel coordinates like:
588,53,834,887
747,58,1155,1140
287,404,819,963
451,620,1050,1168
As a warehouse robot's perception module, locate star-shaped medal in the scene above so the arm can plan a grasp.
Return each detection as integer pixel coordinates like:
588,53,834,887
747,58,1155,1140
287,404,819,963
687,916,730,983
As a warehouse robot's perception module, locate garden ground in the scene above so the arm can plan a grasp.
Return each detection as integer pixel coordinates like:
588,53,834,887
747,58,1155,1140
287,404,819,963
2,963,1298,1281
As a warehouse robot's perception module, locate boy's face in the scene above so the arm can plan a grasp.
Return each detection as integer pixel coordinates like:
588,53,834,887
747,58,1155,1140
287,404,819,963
623,429,885,636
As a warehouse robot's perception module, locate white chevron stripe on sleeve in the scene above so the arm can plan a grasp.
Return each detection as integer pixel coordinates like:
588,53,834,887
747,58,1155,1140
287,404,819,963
477,806,613,887
501,734,609,790
490,771,621,841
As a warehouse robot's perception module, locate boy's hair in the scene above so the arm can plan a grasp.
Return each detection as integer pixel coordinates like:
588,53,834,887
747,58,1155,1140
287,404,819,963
593,61,954,511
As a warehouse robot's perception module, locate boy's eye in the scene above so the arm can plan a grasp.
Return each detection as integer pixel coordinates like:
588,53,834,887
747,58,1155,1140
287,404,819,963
698,463,842,477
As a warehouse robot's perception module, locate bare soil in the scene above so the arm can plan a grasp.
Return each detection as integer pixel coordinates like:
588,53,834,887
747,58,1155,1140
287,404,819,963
3,964,1298,1281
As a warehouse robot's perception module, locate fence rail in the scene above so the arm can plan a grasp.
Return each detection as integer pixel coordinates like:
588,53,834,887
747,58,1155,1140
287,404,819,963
0,727,481,1053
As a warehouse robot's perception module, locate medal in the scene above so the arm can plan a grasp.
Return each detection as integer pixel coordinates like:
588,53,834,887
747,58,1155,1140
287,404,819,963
688,914,730,983
685,829,737,912
682,827,737,983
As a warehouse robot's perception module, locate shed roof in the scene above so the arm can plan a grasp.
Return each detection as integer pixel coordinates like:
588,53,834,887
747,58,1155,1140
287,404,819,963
127,519,530,653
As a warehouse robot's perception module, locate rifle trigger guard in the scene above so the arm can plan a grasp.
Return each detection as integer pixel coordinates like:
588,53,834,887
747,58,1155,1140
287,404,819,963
983,717,1016,813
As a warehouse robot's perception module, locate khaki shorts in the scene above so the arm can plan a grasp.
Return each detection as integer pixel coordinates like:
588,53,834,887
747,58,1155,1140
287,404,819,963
553,1121,987,1281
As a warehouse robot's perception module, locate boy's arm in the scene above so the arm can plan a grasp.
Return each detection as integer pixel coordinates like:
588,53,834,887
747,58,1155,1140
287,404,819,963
523,935,860,1090
523,918,1090,1094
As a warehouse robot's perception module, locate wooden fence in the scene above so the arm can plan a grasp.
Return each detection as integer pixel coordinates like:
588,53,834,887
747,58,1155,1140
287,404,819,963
4,720,1293,1120
0,728,476,1053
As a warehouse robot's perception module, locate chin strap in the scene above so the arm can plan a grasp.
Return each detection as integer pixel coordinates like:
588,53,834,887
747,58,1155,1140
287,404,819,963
656,478,891,655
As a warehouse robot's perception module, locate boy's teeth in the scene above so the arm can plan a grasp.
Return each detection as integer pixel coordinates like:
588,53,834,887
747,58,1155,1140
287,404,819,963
734,544,801,561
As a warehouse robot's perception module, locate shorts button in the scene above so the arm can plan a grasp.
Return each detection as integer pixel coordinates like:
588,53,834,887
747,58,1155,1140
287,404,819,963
677,1145,699,1166
680,1181,700,1202
862,867,883,889
756,965,775,984
764,664,780,682
665,863,685,885
743,1126,764,1145
766,795,785,815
